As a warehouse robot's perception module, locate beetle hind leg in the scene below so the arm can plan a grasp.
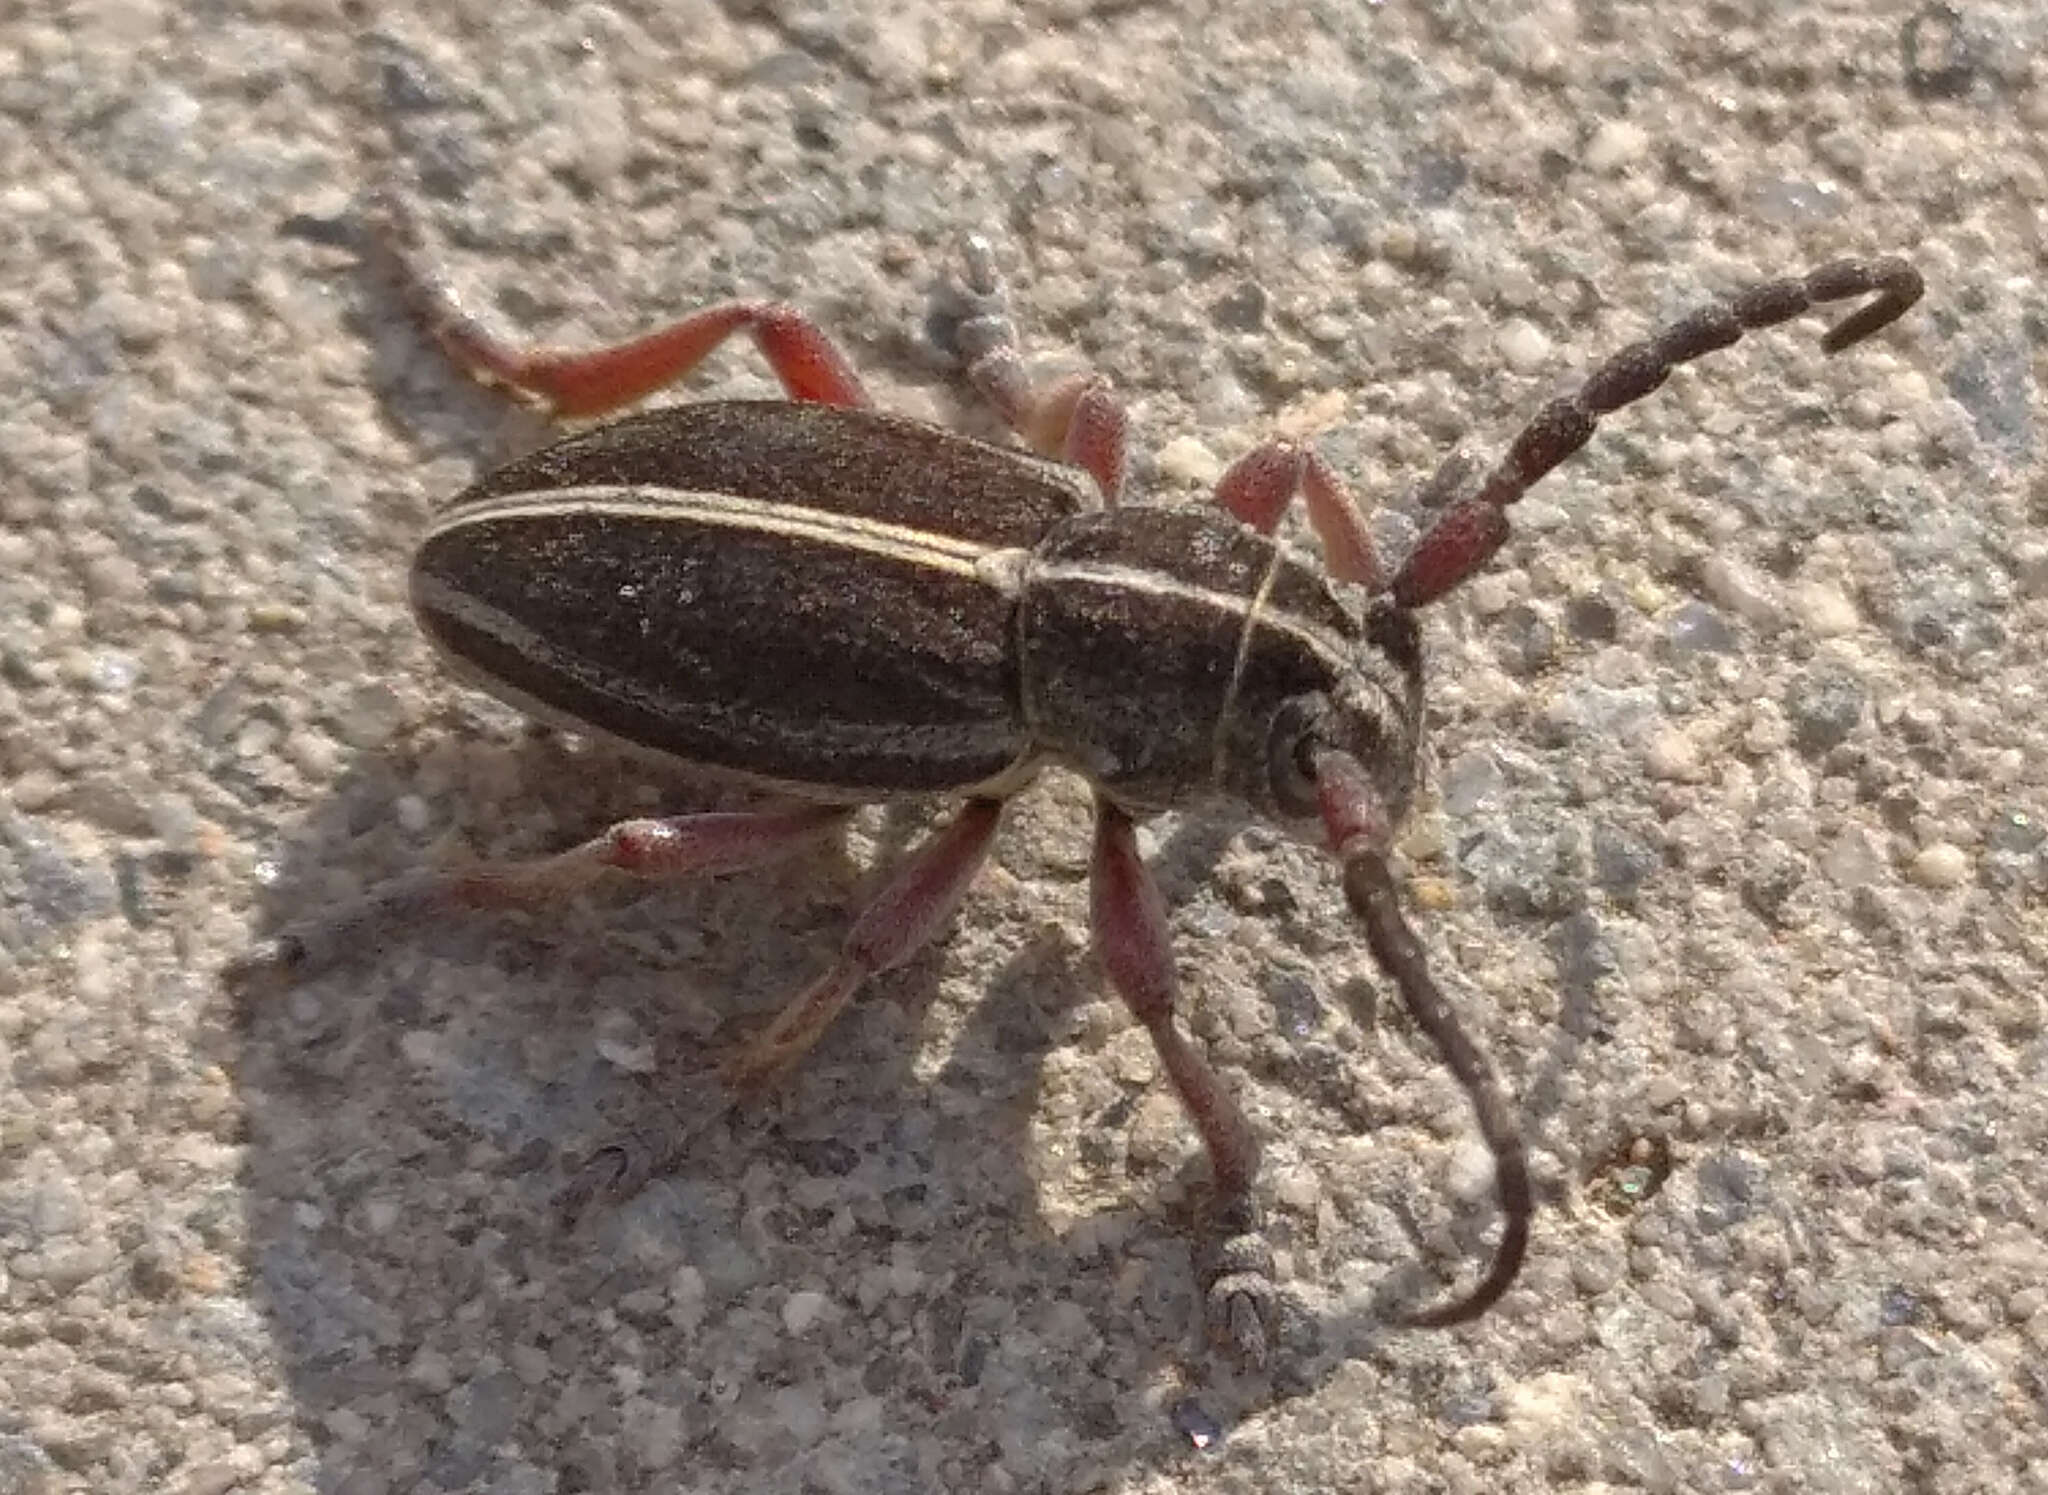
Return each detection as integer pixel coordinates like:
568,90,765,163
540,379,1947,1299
556,799,1005,1221
226,805,851,992
718,798,1006,1093
364,189,871,419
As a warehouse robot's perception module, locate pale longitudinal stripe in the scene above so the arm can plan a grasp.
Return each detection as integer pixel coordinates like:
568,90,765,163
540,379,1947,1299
1031,559,1356,678
431,485,1005,581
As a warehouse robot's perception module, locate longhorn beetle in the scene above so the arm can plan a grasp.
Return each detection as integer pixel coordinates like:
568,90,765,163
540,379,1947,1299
236,196,1921,1366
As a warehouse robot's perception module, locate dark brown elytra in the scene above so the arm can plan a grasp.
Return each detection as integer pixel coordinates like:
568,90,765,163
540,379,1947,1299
236,193,1921,1369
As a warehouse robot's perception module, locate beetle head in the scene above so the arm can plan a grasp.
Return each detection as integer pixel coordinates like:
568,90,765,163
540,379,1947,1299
1237,599,1425,834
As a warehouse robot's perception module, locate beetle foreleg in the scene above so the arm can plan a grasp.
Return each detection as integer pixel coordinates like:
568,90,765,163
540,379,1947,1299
1089,798,1286,1364
941,237,1129,503
1213,441,1386,590
719,798,1006,1093
227,805,849,990
365,193,870,418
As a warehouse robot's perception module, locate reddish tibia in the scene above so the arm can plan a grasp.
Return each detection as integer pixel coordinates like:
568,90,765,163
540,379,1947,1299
1214,441,1386,590
723,798,1004,1092
228,804,849,988
1053,376,1130,504
508,302,873,417
1089,799,1260,1200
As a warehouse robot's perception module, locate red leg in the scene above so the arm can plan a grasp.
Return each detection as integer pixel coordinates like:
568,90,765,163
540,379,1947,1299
365,192,870,418
559,798,1005,1219
227,805,850,989
1213,441,1385,590
720,798,1005,1089
944,237,1129,503
1090,796,1281,1363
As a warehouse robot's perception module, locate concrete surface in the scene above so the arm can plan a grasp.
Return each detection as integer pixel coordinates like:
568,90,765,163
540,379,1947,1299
2,0,2043,1491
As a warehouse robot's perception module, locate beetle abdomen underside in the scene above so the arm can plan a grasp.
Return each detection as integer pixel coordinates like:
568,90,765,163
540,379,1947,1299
410,402,1099,794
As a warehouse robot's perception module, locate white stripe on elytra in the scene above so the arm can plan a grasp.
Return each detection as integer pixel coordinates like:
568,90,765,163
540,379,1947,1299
426,491,1368,781
437,490,1360,674
430,485,1009,585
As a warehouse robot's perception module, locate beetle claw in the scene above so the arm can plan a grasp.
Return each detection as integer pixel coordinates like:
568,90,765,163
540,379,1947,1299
1201,1216,1281,1367
555,1126,687,1228
931,235,1017,367
556,1088,741,1227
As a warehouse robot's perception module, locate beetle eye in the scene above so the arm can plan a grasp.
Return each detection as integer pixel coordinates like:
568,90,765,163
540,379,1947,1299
1266,697,1328,817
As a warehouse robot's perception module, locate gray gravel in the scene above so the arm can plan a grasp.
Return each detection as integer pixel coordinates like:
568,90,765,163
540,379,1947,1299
3,2,2043,1492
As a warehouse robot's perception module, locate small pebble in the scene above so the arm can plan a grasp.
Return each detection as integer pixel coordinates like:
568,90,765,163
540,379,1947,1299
287,729,339,780
408,1347,453,1392
782,1289,829,1335
1273,1166,1321,1213
1497,318,1552,375
1154,434,1223,488
1585,120,1650,173
1410,875,1456,911
12,770,64,810
2014,541,2048,598
1700,555,1781,627
1908,842,1969,888
148,794,201,851
1643,728,1701,782
1792,582,1860,636
247,601,305,632
337,682,406,748
1464,572,1521,617
394,794,432,834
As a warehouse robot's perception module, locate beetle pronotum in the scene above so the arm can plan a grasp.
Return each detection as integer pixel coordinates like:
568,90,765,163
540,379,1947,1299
236,193,1921,1365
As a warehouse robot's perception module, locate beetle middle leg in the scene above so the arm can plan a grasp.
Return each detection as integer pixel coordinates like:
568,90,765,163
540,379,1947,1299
364,190,872,418
940,236,1130,503
564,798,1007,1212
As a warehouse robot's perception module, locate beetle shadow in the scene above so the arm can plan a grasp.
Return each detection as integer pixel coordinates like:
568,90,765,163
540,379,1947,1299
228,727,913,1484
232,729,1336,1485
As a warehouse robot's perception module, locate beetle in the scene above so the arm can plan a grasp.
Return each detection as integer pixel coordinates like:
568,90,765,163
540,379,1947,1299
236,194,1921,1366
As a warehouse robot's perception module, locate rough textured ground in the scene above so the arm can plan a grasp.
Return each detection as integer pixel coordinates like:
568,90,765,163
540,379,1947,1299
3,1,2043,1491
